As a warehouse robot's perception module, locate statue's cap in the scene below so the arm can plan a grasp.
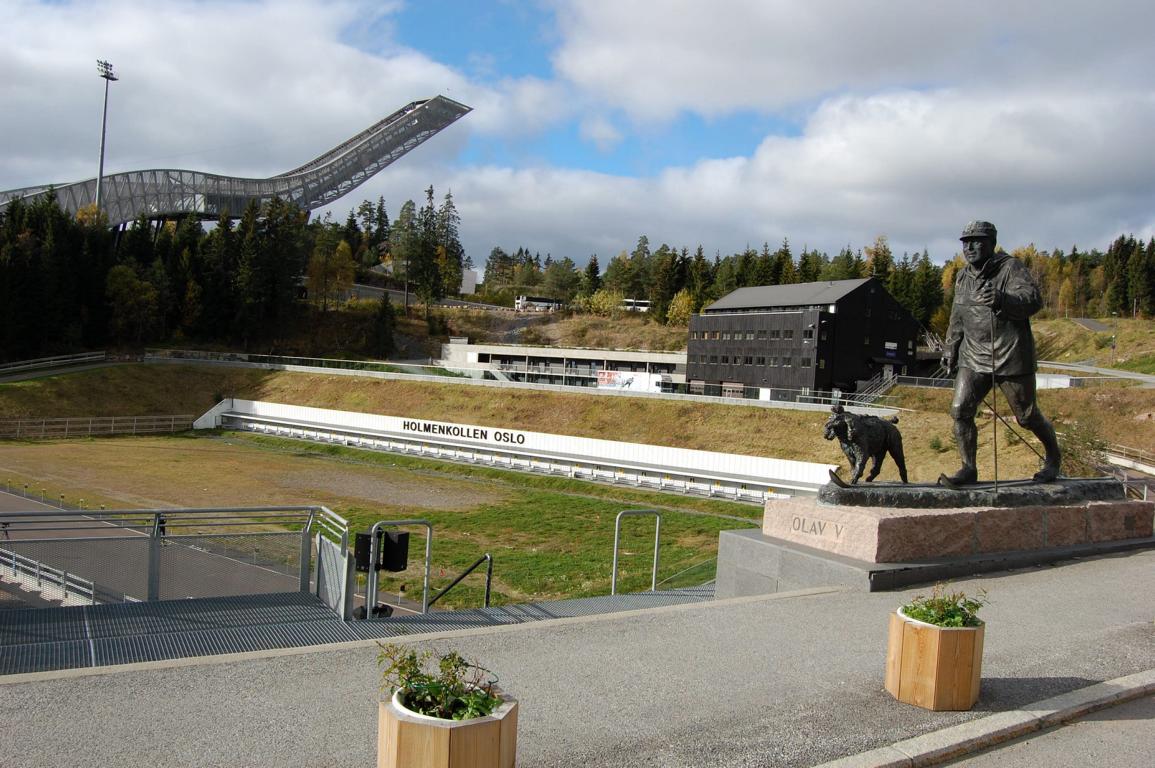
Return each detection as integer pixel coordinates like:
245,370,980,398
960,221,997,241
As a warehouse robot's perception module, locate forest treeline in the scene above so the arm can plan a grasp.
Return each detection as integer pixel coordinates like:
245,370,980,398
483,233,1155,331
0,188,464,362
2,185,1153,363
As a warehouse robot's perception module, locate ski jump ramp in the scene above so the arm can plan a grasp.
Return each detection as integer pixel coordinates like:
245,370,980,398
0,95,470,226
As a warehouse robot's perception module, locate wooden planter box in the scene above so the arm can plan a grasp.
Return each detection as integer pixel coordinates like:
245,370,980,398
378,689,518,768
884,608,984,711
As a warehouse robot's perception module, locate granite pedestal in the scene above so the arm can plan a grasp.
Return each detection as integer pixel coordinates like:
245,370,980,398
715,478,1154,596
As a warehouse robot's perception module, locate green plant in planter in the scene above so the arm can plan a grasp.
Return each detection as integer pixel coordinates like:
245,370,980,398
377,643,502,720
900,583,987,628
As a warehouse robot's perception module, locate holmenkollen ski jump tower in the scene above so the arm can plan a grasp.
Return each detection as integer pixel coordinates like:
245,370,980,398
0,95,470,226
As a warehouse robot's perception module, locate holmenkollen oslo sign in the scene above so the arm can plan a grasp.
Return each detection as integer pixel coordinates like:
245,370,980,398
194,399,833,497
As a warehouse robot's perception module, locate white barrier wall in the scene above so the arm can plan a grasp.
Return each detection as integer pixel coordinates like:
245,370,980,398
198,399,835,496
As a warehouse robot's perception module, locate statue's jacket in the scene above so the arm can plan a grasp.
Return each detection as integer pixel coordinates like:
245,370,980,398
944,252,1041,376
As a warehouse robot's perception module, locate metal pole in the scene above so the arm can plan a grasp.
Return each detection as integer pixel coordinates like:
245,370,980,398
95,60,118,214
298,509,315,592
990,308,998,498
366,519,432,615
612,510,662,595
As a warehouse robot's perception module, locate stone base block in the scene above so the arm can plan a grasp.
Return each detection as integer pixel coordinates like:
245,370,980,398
762,496,1153,564
714,528,1155,597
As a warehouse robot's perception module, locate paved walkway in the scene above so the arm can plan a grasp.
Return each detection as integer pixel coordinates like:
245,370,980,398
945,694,1154,768
1,548,1152,767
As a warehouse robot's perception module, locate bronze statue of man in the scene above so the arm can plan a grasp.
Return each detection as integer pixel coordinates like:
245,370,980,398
941,221,1061,485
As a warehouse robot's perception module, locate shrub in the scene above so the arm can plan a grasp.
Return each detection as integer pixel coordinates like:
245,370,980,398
377,643,501,721
900,583,986,628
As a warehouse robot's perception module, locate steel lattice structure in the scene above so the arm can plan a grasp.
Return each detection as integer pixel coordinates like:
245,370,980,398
0,95,470,226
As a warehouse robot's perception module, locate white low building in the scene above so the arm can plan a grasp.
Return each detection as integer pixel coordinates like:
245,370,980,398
439,338,686,393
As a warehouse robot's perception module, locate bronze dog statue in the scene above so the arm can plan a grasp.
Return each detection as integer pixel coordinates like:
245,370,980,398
823,404,908,484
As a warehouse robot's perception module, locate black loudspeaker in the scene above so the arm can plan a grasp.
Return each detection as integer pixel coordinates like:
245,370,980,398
353,533,372,572
379,531,410,572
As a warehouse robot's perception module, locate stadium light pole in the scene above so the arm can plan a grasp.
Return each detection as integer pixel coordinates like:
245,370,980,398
95,59,119,214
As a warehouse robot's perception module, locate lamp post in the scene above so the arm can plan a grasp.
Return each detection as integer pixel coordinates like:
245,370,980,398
95,59,118,214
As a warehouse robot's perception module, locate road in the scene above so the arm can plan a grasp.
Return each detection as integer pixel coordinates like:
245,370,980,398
1038,359,1155,387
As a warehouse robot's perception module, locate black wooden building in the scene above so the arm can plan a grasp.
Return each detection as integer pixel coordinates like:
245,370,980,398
686,278,922,397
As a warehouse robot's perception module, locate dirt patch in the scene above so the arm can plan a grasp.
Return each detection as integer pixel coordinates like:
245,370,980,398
278,468,490,511
0,438,504,513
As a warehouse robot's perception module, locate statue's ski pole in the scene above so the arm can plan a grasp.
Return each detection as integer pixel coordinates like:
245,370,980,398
990,306,999,500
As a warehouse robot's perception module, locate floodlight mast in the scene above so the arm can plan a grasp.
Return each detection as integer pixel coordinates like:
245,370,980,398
95,59,118,215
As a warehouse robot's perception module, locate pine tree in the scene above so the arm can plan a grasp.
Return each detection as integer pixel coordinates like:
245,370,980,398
368,291,396,359
687,246,712,309
409,186,443,319
390,200,418,313
436,190,464,297
864,235,894,282
582,254,601,295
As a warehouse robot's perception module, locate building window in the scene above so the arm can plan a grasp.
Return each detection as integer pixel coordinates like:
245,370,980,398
802,329,814,339
769,356,778,366
722,332,731,340
721,355,729,364
864,336,870,345
770,330,781,340
756,330,767,340
818,359,826,369
711,331,720,339
756,356,765,365
820,331,828,341
783,357,792,367
783,329,794,340
722,382,744,398
801,357,812,367
745,356,754,365
691,331,698,339
709,355,718,363
745,331,755,340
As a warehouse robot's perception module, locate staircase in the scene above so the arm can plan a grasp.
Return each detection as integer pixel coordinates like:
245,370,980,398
0,586,715,676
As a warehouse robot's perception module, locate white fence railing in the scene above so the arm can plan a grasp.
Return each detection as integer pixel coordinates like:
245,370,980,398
0,547,96,606
0,351,108,376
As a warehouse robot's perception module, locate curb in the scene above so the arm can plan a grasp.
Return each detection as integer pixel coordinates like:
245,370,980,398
811,668,1155,768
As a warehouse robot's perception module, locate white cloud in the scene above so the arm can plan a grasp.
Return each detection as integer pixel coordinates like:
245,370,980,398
578,115,623,152
346,84,1155,266
0,0,569,185
551,0,1155,121
4,0,1155,272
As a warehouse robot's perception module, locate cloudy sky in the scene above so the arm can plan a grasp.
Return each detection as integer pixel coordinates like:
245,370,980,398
3,0,1155,267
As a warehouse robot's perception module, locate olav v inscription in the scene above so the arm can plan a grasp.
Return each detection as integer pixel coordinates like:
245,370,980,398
791,514,846,541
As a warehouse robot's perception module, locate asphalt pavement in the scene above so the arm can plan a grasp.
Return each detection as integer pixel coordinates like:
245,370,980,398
944,694,1154,768
1,545,1152,768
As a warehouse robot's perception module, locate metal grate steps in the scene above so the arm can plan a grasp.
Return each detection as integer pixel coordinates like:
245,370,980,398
1,587,714,676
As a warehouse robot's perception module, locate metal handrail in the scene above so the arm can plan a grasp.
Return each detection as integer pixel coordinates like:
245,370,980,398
427,553,493,610
0,351,107,375
366,519,433,615
611,509,662,595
